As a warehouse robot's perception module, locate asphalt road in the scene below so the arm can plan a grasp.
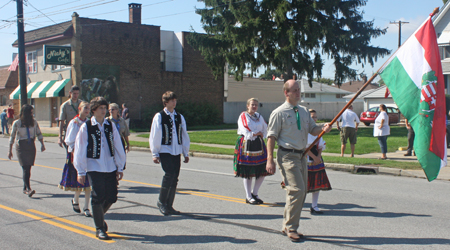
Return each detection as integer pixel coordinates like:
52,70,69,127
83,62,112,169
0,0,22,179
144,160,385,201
0,137,449,249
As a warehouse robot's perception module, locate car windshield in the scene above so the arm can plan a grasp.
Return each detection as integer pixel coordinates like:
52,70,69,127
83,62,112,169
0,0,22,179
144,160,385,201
368,107,379,112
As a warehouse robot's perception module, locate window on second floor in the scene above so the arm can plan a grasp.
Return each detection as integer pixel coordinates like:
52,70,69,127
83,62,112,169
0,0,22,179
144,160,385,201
52,64,69,71
26,51,37,73
160,51,166,71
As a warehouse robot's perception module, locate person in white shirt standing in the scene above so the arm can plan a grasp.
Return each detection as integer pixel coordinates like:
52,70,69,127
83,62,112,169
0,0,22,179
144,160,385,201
73,97,126,240
150,91,190,216
336,105,360,157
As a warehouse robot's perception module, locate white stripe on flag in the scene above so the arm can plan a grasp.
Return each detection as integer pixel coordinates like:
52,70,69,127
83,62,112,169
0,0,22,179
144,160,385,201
396,36,431,89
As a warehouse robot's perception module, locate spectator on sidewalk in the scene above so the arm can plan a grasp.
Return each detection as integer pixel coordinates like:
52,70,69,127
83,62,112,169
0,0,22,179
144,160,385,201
336,104,360,157
373,104,390,160
1,109,9,134
404,119,415,156
265,80,332,242
122,103,130,129
7,104,14,132
109,103,130,153
58,86,82,148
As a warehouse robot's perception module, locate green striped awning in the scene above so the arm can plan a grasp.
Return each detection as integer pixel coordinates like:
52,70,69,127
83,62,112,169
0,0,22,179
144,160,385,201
9,79,71,100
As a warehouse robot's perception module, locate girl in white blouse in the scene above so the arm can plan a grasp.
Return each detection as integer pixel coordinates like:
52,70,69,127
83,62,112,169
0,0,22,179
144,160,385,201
59,101,92,217
233,98,271,205
8,104,45,197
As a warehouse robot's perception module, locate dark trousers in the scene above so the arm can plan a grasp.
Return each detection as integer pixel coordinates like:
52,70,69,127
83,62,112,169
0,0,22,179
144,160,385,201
378,136,388,154
160,153,181,188
22,165,32,191
406,128,415,154
87,171,118,206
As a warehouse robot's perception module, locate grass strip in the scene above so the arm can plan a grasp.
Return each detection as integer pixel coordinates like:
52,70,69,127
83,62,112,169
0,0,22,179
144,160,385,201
43,133,58,137
323,156,421,170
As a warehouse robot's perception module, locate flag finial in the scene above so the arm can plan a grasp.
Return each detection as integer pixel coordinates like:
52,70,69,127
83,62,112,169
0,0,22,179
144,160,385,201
431,7,439,17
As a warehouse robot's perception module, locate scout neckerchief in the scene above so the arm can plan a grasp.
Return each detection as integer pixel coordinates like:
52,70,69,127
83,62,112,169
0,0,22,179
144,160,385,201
70,99,79,113
293,106,301,130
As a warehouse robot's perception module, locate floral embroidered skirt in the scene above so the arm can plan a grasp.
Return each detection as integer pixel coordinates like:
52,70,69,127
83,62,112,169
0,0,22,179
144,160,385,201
58,153,91,191
307,159,332,193
233,135,271,179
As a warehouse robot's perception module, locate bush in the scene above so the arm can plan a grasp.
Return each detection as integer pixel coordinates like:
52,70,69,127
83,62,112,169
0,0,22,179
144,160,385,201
134,101,221,129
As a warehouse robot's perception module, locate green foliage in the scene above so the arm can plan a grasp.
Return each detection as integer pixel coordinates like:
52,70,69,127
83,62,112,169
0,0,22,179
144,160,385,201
259,68,284,80
188,0,390,86
314,77,334,85
138,102,221,129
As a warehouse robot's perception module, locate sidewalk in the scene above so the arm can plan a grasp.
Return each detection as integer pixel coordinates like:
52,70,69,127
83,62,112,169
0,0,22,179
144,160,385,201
38,127,450,181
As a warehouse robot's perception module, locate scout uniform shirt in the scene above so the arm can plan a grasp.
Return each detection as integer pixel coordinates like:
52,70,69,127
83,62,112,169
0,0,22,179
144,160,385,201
267,101,319,150
59,99,82,132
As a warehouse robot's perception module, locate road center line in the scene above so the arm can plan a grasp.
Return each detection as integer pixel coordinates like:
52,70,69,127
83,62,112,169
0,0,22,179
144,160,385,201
0,204,115,243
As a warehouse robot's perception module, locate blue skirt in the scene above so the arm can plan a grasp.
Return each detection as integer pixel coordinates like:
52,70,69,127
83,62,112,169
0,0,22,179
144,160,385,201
58,153,91,191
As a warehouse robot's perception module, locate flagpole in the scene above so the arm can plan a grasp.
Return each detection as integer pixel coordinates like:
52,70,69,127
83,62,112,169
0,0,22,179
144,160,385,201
302,73,378,158
302,7,442,159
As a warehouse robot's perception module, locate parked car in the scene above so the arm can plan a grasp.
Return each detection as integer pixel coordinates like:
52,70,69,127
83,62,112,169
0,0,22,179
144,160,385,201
360,106,400,126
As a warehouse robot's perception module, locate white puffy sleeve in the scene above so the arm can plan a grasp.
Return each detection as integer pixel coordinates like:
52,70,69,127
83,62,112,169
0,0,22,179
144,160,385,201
64,120,78,153
237,112,254,140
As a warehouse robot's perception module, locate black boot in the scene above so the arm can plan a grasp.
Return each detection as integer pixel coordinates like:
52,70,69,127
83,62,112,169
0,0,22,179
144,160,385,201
157,186,170,216
167,186,180,215
92,204,109,240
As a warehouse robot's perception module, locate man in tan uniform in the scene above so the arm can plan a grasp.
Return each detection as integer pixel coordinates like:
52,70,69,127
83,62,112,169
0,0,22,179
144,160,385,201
58,85,82,147
266,80,332,242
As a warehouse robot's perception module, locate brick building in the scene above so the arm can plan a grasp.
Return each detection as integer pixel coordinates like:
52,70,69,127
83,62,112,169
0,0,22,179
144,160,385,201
10,3,223,127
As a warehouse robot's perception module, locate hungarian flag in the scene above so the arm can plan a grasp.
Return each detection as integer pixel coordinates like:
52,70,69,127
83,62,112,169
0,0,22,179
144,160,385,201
378,15,447,181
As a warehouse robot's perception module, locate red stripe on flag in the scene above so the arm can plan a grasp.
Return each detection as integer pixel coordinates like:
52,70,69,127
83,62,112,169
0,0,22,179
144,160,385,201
241,112,251,131
415,18,446,159
8,55,18,71
384,87,390,98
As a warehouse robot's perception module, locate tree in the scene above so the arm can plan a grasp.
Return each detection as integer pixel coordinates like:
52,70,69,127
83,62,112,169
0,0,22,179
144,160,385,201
259,68,284,79
314,77,334,85
188,0,390,86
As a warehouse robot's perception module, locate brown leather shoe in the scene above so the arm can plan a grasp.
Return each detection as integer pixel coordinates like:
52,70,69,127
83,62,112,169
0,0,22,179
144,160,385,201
282,229,304,242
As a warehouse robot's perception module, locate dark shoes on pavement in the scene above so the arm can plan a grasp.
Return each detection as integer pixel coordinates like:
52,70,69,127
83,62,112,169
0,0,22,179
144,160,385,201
23,189,35,197
251,193,264,204
310,207,324,215
96,229,110,240
72,199,81,213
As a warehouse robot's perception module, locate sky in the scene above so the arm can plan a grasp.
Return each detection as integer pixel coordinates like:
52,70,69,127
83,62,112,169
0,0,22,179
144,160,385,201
0,0,446,81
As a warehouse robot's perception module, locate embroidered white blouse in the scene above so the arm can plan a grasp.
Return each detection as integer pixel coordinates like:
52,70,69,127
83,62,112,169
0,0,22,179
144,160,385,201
149,108,190,158
237,112,268,141
64,116,87,153
73,116,126,176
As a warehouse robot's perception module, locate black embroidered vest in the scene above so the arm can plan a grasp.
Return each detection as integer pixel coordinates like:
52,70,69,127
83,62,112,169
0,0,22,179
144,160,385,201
86,119,114,159
160,110,182,145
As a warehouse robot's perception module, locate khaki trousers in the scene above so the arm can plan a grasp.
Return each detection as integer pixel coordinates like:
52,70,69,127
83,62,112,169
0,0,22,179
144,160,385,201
276,148,308,232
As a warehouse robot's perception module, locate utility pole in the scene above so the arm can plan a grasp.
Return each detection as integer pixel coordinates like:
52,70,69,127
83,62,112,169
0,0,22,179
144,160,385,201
390,20,409,48
16,0,27,106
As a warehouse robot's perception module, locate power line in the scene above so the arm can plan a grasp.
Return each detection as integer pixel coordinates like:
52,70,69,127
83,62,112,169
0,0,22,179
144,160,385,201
143,10,193,20
0,0,13,10
26,0,64,28
94,0,174,17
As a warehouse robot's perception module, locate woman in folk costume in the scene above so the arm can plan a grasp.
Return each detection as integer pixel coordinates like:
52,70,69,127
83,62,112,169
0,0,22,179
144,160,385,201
59,101,92,217
233,98,271,205
306,109,332,214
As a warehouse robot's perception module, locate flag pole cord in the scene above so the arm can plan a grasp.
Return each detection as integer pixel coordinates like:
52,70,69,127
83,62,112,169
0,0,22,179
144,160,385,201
302,72,378,158
302,7,441,159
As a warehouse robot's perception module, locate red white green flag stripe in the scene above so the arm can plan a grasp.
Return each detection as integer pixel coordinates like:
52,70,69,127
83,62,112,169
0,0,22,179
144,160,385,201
378,15,447,181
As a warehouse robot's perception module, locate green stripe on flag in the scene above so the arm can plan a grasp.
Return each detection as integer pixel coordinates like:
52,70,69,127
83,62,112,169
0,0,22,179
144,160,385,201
38,80,57,98
27,81,43,98
380,57,442,181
